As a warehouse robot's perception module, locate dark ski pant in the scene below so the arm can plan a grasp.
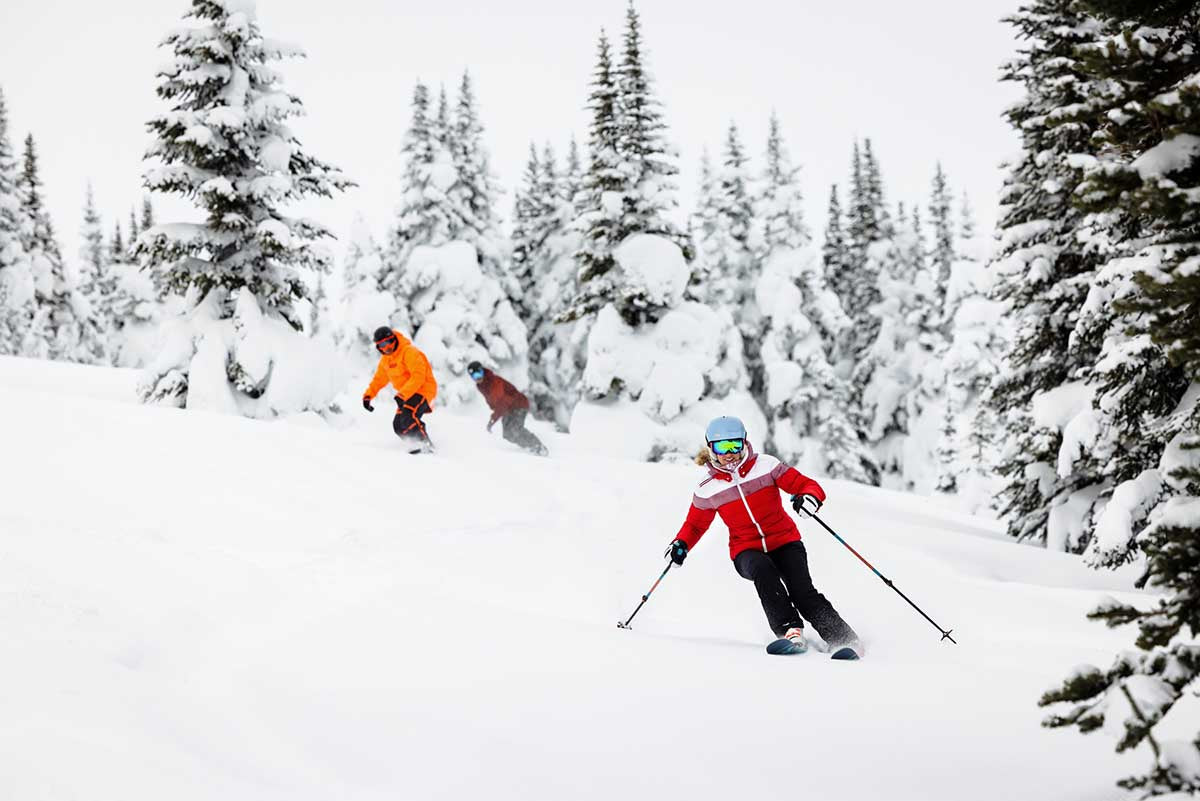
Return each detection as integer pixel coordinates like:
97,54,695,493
393,394,432,449
501,409,547,455
734,541,858,646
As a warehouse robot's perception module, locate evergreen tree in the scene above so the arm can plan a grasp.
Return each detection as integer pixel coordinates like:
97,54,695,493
110,220,125,263
19,135,91,362
935,219,1006,502
958,191,976,242
563,136,584,210
525,142,586,430
693,122,759,392
137,0,352,408
565,10,689,326
447,70,509,284
510,143,544,323
861,139,890,239
389,81,457,272
853,212,941,490
1038,5,1200,795
562,30,628,321
986,0,1110,548
77,182,110,362
615,1,688,254
836,139,887,366
821,184,850,317
0,87,33,355
129,207,139,243
927,163,955,314
140,196,154,232
758,112,809,255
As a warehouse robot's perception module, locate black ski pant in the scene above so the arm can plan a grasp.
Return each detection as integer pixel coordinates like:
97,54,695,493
393,394,431,447
734,540,858,645
501,409,547,455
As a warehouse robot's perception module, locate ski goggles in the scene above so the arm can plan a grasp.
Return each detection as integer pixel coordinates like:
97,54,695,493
709,438,745,455
468,367,484,380
375,334,398,352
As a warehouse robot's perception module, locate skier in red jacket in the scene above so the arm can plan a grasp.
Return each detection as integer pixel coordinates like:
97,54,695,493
667,415,859,655
467,361,548,456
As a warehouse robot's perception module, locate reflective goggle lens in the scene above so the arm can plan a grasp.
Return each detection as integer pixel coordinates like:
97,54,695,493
468,368,484,379
375,336,397,351
710,439,744,454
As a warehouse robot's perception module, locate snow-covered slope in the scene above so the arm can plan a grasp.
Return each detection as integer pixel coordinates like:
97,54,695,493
0,355,1147,800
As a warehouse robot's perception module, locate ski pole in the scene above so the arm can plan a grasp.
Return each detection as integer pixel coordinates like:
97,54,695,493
798,504,957,644
617,561,674,630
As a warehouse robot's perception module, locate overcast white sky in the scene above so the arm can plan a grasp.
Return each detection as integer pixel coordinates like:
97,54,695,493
2,0,1023,264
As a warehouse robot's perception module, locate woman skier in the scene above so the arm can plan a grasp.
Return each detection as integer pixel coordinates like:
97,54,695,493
667,416,862,657
362,326,437,453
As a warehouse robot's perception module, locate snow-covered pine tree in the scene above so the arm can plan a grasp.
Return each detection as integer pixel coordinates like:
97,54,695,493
564,30,635,322
1039,7,1200,794
834,140,887,370
109,220,125,263
861,139,891,240
523,142,587,430
19,135,91,362
563,136,584,212
684,149,718,303
0,87,34,356
77,182,111,362
934,208,1006,505
510,143,546,323
563,30,630,322
693,123,757,370
615,1,689,256
853,201,942,491
927,162,955,318
565,10,689,327
754,117,871,480
447,70,511,289
758,112,808,254
137,0,352,413
959,191,976,240
821,184,850,305
986,0,1111,548
388,81,457,274
140,196,154,232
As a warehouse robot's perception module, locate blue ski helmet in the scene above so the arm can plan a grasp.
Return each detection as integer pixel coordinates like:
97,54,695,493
705,416,746,444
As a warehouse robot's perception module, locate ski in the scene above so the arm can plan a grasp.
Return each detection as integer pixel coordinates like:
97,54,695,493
766,638,808,656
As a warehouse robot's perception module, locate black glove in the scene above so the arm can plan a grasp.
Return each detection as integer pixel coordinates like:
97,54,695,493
362,396,374,412
665,539,688,566
791,494,822,515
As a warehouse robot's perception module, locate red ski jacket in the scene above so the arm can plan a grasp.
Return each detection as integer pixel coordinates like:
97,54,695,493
473,368,530,426
675,442,826,560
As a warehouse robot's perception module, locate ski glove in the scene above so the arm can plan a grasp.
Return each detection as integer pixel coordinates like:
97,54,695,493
791,494,822,515
665,539,688,566
362,397,374,412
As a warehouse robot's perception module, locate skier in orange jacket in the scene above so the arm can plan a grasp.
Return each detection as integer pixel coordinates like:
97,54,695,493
362,326,438,452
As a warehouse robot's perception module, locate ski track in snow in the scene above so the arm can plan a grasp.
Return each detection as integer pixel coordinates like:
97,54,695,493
0,356,1149,801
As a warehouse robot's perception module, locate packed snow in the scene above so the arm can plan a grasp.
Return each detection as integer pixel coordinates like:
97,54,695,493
0,354,1153,801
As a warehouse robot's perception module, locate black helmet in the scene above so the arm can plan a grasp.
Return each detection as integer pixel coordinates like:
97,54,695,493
372,326,394,343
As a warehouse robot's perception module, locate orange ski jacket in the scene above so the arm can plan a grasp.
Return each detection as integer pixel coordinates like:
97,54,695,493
363,330,438,407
